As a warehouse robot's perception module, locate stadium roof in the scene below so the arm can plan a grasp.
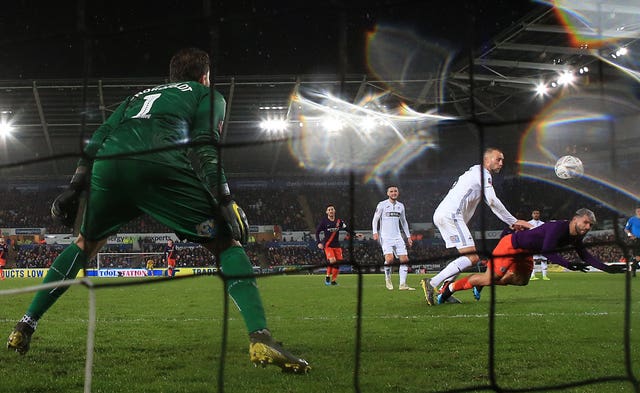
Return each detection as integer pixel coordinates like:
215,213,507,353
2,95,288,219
0,2,638,182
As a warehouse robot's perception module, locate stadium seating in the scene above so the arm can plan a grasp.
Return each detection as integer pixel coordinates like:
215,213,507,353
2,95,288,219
1,177,631,269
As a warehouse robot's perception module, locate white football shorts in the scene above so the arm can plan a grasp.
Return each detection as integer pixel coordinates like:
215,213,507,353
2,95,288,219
379,237,408,256
433,211,475,249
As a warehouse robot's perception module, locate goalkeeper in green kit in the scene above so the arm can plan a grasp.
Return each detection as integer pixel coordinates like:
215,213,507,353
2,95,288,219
7,48,310,373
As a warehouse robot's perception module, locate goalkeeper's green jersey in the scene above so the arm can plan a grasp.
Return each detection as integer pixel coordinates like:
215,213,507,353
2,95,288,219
82,81,227,191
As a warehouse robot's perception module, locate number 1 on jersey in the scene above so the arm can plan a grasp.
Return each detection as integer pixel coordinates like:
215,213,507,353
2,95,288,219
131,93,161,119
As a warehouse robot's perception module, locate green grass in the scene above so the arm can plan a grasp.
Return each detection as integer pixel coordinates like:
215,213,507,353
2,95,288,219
1,273,639,393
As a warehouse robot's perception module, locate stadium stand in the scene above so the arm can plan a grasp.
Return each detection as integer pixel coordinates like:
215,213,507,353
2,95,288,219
1,176,631,270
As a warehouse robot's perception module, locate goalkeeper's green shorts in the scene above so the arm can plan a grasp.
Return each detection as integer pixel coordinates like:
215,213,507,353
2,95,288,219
80,159,231,243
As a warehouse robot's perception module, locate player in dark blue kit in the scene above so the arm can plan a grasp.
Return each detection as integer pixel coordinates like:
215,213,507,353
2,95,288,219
315,204,362,286
437,208,626,303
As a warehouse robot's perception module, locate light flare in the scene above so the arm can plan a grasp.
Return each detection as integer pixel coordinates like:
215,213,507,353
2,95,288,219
288,88,452,181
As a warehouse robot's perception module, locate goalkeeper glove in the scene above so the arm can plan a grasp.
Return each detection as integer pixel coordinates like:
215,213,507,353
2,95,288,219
566,261,589,272
51,168,89,228
219,195,249,245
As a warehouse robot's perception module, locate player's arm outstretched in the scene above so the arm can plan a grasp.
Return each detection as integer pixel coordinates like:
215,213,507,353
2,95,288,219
576,246,626,273
538,231,590,272
540,232,623,273
483,186,531,229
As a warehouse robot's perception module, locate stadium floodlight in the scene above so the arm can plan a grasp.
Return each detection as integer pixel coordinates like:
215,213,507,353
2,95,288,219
259,105,287,111
616,47,628,57
535,82,549,97
259,117,289,133
557,71,575,86
0,120,13,138
0,110,13,138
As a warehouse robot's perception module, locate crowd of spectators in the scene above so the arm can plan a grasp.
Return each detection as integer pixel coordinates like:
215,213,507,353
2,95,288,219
14,244,60,268
1,177,634,272
0,188,171,234
0,176,627,234
0,188,67,233
7,231,630,271
0,179,465,233
583,232,628,263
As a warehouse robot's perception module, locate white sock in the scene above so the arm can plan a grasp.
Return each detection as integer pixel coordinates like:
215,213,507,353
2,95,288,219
399,264,409,285
431,256,472,287
384,264,392,280
541,261,548,277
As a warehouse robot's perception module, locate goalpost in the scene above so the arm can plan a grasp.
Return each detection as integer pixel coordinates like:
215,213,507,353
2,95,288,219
95,252,165,270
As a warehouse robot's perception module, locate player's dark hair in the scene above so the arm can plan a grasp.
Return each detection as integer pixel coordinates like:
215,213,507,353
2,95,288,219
386,185,398,191
325,204,335,210
169,48,210,83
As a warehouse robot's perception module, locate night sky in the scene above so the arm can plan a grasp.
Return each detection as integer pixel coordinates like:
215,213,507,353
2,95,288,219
1,0,540,79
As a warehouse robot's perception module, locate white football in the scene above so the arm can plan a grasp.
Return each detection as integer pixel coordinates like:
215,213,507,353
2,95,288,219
554,155,584,179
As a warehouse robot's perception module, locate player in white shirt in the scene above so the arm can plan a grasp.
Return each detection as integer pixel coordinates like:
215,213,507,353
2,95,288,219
421,147,532,305
372,185,415,291
527,209,549,280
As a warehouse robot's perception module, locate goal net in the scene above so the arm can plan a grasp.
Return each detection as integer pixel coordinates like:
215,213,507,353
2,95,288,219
95,252,165,270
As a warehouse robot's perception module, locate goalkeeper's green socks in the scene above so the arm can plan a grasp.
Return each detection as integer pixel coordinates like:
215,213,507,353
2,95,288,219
25,243,87,325
219,246,267,333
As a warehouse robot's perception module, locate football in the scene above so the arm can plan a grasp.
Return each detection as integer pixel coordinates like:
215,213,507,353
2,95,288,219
554,155,584,179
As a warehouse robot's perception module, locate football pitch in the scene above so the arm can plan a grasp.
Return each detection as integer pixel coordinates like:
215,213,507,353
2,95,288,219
1,273,638,393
